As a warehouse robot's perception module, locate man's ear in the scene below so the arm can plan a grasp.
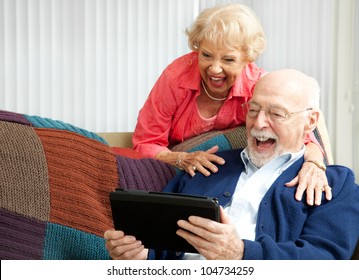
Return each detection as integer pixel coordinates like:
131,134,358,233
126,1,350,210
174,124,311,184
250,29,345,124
305,110,319,133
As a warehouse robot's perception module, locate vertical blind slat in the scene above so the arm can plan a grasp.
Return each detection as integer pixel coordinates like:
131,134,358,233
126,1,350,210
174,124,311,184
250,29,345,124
0,0,193,132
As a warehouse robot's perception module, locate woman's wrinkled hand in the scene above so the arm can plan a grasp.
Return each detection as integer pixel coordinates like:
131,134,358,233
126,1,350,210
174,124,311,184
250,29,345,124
176,145,225,177
285,161,332,206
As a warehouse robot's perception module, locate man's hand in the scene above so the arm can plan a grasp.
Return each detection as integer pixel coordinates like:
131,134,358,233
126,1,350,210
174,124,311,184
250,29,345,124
176,207,244,259
104,229,148,260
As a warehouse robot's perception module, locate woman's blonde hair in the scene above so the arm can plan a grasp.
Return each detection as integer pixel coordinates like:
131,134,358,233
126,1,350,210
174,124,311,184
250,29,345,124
186,3,266,62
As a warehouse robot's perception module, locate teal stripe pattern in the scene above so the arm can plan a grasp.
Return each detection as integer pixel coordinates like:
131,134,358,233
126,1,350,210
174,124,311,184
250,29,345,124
187,134,232,153
24,114,108,145
43,223,111,260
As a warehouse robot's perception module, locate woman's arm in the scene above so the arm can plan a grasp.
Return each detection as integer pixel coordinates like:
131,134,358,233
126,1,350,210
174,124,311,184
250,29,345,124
132,69,177,157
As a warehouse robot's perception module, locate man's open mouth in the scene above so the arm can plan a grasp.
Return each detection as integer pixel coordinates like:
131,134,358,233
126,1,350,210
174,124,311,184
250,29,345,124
256,137,276,148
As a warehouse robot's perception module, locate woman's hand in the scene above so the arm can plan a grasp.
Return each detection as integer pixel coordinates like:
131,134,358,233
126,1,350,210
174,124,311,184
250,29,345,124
156,145,225,177
286,142,332,206
104,229,148,260
285,162,332,206
175,146,226,177
176,207,244,260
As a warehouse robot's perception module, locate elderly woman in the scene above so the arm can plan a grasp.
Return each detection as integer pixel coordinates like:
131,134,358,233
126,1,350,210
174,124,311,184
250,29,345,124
132,3,331,205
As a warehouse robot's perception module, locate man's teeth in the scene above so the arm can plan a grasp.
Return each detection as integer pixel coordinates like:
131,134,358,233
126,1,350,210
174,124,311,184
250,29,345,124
256,137,271,142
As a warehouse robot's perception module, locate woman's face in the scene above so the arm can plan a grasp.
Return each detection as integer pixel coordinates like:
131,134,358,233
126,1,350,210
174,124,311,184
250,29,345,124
198,40,247,97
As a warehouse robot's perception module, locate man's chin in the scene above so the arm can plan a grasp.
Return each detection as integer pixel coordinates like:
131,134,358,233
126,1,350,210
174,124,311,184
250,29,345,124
250,155,274,168
248,148,277,168
248,145,288,168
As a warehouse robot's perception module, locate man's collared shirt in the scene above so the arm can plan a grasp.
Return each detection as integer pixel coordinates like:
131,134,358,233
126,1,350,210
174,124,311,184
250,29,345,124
224,147,305,241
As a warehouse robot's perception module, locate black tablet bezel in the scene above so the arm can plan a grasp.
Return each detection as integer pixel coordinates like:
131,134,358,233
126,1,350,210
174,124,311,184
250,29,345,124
109,189,220,253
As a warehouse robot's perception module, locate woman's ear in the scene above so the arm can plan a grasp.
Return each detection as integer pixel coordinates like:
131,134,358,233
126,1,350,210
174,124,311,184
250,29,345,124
305,110,320,133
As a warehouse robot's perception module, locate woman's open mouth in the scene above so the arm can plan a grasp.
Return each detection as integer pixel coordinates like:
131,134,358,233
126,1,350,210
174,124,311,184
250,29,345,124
208,76,226,88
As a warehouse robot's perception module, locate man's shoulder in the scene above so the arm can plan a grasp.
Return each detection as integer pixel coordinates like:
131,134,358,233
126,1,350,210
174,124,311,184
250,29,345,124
326,164,355,179
326,165,358,196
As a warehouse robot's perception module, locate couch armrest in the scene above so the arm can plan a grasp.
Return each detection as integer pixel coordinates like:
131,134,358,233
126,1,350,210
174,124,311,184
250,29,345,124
97,132,133,148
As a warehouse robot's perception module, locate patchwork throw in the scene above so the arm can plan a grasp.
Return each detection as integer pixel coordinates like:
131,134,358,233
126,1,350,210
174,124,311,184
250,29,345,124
0,110,175,259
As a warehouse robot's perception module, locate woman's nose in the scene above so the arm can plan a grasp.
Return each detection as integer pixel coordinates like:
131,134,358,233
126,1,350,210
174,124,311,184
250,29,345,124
208,61,222,74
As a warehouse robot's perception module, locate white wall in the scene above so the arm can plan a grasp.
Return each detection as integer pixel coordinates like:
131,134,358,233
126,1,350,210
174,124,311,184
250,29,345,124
330,0,358,176
0,0,358,178
0,0,196,132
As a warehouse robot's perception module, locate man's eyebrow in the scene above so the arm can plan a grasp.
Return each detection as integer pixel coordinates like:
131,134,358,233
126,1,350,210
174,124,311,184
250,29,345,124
250,101,288,110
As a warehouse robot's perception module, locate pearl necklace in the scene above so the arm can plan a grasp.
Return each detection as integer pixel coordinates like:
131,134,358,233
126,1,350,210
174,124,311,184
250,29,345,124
201,80,227,101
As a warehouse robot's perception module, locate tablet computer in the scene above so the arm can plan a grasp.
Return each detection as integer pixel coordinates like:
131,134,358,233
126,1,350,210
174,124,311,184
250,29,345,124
109,189,220,253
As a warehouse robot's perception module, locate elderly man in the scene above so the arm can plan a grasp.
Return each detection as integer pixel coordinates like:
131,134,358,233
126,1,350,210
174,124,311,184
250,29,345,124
105,69,359,260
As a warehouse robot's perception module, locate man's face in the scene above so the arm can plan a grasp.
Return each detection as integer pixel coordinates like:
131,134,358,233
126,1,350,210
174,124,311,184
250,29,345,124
245,79,310,168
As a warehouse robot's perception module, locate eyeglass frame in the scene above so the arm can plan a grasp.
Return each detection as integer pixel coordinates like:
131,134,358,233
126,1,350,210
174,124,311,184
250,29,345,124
241,101,313,123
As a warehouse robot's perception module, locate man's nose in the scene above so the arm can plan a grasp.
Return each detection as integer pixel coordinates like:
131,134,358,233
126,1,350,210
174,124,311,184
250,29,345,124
253,109,270,129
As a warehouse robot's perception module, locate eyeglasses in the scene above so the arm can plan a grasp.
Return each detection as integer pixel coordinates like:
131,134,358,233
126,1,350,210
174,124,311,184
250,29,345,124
241,102,313,123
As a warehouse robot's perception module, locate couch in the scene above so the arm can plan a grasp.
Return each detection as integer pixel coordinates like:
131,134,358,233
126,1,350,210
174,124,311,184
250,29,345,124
1,109,357,260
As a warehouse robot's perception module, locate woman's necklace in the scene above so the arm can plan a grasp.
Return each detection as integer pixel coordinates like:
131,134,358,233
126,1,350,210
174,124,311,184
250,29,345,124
201,80,227,101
